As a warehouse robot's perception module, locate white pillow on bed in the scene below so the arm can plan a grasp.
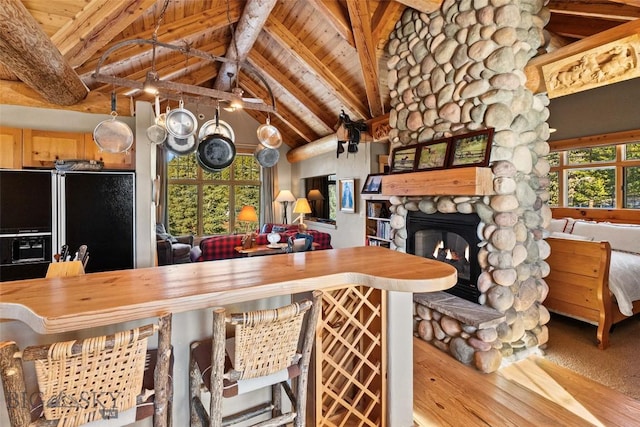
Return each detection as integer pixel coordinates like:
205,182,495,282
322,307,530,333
571,221,640,254
550,231,594,241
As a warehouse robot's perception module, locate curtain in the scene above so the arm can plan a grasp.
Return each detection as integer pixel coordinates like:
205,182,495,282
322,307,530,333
261,166,276,225
156,146,168,227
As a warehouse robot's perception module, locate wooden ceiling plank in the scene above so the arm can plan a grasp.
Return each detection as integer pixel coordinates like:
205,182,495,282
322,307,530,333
53,0,157,68
546,14,631,40
240,76,318,143
610,0,640,7
247,52,335,133
263,18,370,119
213,0,278,91
0,80,128,115
346,0,384,117
0,0,87,105
306,0,355,47
393,0,443,14
75,3,242,77
372,1,406,47
525,18,640,93
547,0,640,21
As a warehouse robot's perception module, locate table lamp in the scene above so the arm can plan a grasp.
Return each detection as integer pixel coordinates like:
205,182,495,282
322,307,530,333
307,189,324,217
293,198,312,232
275,190,296,223
237,205,258,248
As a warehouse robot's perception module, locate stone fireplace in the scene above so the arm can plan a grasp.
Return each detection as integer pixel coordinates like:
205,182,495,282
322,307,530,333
384,0,554,372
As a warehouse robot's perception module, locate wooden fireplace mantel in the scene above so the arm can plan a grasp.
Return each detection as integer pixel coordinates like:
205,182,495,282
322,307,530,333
381,167,494,196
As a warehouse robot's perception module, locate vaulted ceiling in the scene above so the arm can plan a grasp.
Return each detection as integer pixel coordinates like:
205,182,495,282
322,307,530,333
1,0,639,149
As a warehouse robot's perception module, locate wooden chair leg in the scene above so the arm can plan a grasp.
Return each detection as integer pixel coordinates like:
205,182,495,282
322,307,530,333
272,383,282,418
210,308,226,427
154,314,172,427
0,342,31,427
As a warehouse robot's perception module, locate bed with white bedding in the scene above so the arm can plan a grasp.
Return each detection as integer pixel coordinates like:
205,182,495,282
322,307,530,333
544,218,640,349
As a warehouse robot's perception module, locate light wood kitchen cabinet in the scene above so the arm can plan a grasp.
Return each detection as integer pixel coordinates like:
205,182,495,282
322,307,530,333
22,129,85,168
0,126,23,169
83,133,135,170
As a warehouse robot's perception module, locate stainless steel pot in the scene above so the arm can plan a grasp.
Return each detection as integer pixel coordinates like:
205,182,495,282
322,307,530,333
93,93,134,153
165,99,197,139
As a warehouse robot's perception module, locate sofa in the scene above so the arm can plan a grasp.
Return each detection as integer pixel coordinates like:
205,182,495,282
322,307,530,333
197,223,332,262
544,217,640,348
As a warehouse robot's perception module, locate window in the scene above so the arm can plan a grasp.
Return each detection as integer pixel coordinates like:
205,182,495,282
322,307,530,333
167,153,261,236
549,141,640,209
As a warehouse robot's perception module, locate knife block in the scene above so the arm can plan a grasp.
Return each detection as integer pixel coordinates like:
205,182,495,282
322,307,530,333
46,261,85,278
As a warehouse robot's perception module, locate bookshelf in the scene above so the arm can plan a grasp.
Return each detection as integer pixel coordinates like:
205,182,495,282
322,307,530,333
365,197,392,248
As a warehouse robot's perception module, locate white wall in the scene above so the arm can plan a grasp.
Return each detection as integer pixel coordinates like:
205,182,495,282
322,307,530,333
286,141,387,248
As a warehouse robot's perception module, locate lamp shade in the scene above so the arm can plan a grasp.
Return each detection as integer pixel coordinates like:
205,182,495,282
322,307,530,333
237,206,258,222
307,189,324,201
275,190,296,203
293,198,312,214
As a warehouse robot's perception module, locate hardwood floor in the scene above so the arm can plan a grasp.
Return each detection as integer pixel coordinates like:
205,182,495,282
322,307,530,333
413,338,640,426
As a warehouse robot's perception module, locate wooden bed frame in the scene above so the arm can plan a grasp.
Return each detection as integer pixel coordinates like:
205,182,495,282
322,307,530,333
545,237,640,349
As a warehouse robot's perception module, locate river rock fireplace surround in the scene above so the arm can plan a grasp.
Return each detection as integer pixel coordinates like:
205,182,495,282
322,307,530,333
382,0,554,372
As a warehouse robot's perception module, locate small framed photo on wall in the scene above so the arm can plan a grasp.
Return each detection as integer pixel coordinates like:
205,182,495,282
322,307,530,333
390,144,418,173
415,139,451,171
339,179,356,213
361,173,384,194
448,128,494,168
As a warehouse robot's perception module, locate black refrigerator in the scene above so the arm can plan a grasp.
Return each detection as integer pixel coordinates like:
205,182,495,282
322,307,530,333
0,169,135,281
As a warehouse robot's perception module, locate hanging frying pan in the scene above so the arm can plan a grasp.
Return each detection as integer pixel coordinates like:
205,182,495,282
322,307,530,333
165,134,198,156
165,99,197,139
254,144,280,168
197,107,236,171
256,116,282,149
93,92,134,153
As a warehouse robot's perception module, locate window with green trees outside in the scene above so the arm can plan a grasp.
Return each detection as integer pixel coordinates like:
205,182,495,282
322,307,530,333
548,142,640,209
167,153,261,236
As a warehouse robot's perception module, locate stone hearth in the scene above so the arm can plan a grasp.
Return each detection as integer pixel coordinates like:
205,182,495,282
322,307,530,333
385,0,554,372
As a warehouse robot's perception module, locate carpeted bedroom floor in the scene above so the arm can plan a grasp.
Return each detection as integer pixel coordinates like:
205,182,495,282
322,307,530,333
541,313,640,401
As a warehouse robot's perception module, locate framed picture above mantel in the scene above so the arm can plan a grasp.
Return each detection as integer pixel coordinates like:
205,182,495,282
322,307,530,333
448,128,494,168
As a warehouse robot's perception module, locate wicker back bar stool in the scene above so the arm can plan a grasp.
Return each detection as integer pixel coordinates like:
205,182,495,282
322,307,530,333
0,314,172,427
189,291,322,427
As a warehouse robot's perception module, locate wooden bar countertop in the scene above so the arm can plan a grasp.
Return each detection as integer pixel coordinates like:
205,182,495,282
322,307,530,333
0,246,456,334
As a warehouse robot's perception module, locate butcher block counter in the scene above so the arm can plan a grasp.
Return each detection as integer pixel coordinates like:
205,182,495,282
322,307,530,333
0,246,456,426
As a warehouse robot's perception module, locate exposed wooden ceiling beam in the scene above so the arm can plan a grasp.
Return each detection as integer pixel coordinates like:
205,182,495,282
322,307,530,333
307,0,355,47
53,0,157,68
0,80,128,115
247,52,334,134
346,0,384,117
75,3,242,78
213,0,277,91
610,0,640,6
546,14,632,40
0,0,87,105
372,1,406,47
240,76,319,144
393,0,443,14
262,18,370,119
547,0,640,20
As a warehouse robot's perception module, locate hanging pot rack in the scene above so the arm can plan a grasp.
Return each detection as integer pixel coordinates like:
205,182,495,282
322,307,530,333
91,38,277,113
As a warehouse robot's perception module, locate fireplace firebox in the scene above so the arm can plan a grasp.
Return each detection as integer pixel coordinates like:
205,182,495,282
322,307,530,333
406,212,481,303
